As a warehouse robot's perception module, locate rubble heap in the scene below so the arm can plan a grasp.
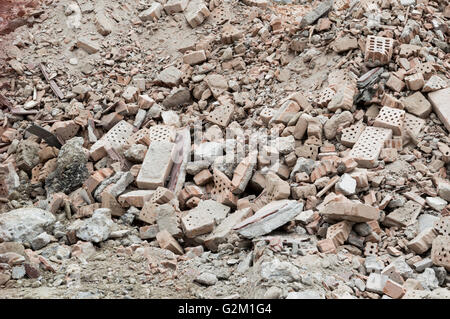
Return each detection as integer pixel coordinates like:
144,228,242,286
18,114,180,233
0,0,449,299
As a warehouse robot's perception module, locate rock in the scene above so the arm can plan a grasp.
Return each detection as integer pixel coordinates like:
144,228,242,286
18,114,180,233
45,137,89,194
286,290,325,299
194,142,224,163
95,8,113,36
195,272,218,286
260,258,300,282
31,232,53,250
233,200,303,238
263,286,282,299
335,174,357,196
15,140,40,173
0,208,56,244
124,144,147,163
437,182,450,201
324,111,353,140
11,265,26,279
76,209,114,243
332,37,358,53
158,66,183,87
425,197,447,211
162,87,191,108
416,268,439,290
300,0,333,27
290,158,316,178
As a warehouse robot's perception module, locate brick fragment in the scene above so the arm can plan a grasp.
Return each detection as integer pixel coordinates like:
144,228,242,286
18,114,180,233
156,230,184,255
317,239,336,253
136,141,174,189
326,220,352,247
373,106,405,136
383,279,406,299
349,126,392,168
428,88,450,132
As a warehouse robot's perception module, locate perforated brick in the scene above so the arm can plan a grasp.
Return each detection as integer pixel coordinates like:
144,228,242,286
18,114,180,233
206,100,235,128
431,236,450,271
365,36,394,64
326,220,352,247
349,126,392,168
364,241,378,256
373,106,405,136
434,217,450,236
90,120,135,161
328,69,357,90
414,62,435,80
315,87,336,107
209,6,231,25
149,125,176,143
221,24,243,44
136,141,175,189
211,168,237,207
259,108,275,124
127,128,150,147
340,122,365,147
422,75,447,93
401,113,425,145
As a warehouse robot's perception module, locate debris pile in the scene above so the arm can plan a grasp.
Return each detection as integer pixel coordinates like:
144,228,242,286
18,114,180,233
0,0,449,299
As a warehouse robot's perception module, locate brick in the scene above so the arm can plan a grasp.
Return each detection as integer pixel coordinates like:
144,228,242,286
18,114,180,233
204,207,252,251
156,230,183,255
315,87,336,107
349,126,392,168
259,108,275,124
136,141,174,189
101,191,125,216
386,75,405,92
287,92,312,111
292,184,317,200
231,152,256,194
139,202,159,224
405,73,424,91
118,190,155,208
366,273,389,294
221,24,244,44
320,201,379,223
1,128,20,143
326,220,352,247
402,113,425,144
211,168,237,207
76,37,100,54
327,84,356,111
433,216,450,236
317,238,336,253
381,93,404,109
206,96,235,128
295,144,319,160
365,241,378,256
383,201,421,228
373,106,405,136
193,169,213,186
164,0,188,14
138,95,155,109
340,121,365,147
184,0,210,28
428,88,450,132
383,279,406,299
365,36,394,64
310,159,336,182
183,50,207,65
83,168,114,194
422,75,447,93
403,92,432,118
380,148,398,163
407,228,437,254
90,120,134,161
431,235,450,271
139,2,163,21
149,187,175,205
181,200,230,238
51,120,80,142
139,225,159,240
384,137,403,150
272,100,300,125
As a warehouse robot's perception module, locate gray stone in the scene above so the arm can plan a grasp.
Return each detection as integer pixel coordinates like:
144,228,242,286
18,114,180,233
335,173,356,196
300,0,333,27
418,214,440,233
263,286,282,299
290,158,315,178
31,232,53,251
158,66,183,87
194,142,224,163
156,204,182,237
354,223,372,237
195,272,218,286
186,160,210,175
0,208,56,244
162,87,191,108
365,256,384,274
11,265,26,279
437,182,450,201
15,140,40,173
260,258,300,282
286,290,325,299
417,268,439,290
233,200,303,238
413,258,433,272
76,209,114,243
124,144,147,163
425,197,447,212
46,137,89,194
366,273,389,294
432,266,446,286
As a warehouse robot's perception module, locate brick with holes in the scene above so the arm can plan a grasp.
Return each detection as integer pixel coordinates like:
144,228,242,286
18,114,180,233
384,137,403,150
259,108,275,124
149,125,176,143
340,121,365,147
139,202,159,224
295,144,319,160
422,75,447,93
315,87,336,107
433,216,450,236
206,96,235,128
221,24,244,44
431,235,450,271
136,141,175,189
317,238,336,253
90,120,134,161
349,126,392,168
326,220,352,247
365,242,378,256
373,106,405,136
211,168,238,207
365,36,394,64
